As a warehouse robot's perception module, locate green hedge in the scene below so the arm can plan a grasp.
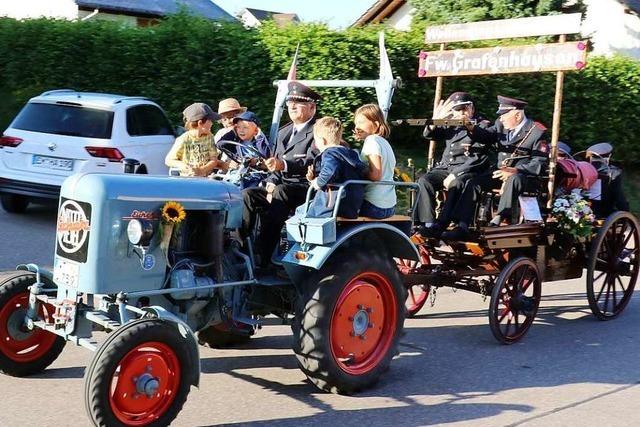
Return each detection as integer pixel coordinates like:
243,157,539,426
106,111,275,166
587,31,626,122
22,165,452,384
1,15,639,163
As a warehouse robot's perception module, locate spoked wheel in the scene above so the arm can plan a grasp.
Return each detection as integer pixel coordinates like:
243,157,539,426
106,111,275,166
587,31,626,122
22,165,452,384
292,247,405,394
489,257,541,344
396,245,431,317
587,211,639,320
85,319,197,427
0,272,66,376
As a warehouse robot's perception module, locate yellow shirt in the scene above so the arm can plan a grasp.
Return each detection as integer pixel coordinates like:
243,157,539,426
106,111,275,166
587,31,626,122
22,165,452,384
165,130,218,172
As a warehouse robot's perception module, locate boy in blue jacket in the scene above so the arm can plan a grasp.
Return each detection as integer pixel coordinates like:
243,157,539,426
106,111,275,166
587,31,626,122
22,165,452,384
305,117,367,218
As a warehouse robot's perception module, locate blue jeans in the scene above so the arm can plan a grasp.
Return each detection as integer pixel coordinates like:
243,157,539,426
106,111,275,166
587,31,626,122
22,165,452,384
360,200,395,219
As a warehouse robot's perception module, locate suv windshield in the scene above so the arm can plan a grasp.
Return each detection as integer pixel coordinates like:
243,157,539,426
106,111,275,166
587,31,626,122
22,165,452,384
11,102,114,139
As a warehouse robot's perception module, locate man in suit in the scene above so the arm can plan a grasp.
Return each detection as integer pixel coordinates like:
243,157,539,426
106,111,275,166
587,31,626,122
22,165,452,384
242,81,320,265
443,95,549,240
414,91,492,239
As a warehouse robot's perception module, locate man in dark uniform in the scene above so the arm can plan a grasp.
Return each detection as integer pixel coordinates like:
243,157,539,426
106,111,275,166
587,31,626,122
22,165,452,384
414,91,493,238
443,95,549,240
586,142,629,216
242,81,320,265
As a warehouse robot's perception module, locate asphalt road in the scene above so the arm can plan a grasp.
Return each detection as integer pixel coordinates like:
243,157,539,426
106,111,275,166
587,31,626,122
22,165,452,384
0,203,638,426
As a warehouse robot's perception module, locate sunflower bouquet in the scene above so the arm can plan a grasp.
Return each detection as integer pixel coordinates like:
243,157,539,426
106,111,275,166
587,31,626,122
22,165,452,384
551,191,595,239
159,201,186,251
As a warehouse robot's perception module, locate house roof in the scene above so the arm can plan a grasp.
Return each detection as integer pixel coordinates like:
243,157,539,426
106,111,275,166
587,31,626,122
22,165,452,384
244,8,300,24
621,0,640,14
75,0,234,20
352,0,406,27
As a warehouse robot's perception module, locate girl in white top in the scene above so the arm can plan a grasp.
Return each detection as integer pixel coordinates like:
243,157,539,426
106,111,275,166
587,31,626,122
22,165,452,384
353,103,397,219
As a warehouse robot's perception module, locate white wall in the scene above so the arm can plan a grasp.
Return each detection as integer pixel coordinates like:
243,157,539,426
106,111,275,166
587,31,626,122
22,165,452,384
239,9,261,27
385,2,415,31
77,9,137,26
0,0,78,19
582,0,640,58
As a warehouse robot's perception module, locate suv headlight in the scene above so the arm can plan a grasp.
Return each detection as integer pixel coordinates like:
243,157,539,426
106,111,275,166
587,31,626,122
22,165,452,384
127,219,154,246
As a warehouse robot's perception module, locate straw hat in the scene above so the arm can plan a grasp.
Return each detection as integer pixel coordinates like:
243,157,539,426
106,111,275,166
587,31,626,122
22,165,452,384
217,98,247,115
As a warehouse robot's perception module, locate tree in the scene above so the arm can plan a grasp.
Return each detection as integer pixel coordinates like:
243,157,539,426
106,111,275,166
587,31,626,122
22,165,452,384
409,0,584,24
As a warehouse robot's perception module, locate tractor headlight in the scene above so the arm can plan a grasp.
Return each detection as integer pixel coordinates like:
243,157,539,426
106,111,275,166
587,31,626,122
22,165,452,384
127,219,154,246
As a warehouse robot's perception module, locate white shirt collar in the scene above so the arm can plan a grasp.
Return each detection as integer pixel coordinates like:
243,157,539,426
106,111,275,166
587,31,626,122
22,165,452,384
510,114,528,137
294,117,314,133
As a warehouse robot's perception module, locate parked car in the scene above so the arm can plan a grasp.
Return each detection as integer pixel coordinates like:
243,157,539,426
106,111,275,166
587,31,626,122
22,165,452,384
0,89,176,213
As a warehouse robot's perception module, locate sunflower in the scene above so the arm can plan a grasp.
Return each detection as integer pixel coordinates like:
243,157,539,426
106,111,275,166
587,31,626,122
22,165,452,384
161,201,186,224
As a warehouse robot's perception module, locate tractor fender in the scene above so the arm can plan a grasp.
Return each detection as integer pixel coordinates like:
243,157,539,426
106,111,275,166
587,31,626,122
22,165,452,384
283,223,419,273
141,305,201,387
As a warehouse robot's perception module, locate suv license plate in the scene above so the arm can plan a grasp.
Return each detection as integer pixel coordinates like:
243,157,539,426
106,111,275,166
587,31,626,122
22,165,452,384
32,155,74,171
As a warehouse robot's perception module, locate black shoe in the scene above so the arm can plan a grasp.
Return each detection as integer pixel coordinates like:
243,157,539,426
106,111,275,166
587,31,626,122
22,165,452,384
418,223,444,239
441,226,469,241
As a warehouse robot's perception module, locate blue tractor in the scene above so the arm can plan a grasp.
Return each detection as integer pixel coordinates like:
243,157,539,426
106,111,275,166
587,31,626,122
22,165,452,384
0,35,419,426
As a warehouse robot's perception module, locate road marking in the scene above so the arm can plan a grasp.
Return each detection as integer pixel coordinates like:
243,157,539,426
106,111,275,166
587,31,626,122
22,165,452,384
504,381,640,427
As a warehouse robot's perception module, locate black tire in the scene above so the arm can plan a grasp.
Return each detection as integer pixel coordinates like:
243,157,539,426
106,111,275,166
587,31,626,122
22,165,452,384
197,322,253,348
587,211,639,320
489,257,541,344
0,194,29,214
85,319,196,427
292,247,406,394
0,271,66,376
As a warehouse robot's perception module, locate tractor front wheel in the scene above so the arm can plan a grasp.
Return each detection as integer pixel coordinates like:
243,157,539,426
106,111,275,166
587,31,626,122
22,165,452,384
84,319,196,426
0,271,66,376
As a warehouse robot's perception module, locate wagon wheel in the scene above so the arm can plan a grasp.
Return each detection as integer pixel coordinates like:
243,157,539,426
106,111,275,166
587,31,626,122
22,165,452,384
292,247,405,394
0,271,66,376
396,245,431,317
587,211,639,320
489,257,541,344
85,319,196,426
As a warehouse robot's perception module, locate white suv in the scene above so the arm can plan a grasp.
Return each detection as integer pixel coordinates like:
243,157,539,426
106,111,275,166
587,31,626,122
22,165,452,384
0,89,176,213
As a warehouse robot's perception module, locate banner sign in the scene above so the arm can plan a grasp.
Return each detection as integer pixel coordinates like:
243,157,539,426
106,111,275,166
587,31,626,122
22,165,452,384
418,41,587,77
424,13,583,44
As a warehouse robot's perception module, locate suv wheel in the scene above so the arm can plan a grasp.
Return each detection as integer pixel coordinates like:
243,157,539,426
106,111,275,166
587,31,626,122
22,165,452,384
0,194,29,214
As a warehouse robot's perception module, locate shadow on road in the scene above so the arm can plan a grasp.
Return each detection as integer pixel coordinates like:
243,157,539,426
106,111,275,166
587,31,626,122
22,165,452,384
196,293,639,426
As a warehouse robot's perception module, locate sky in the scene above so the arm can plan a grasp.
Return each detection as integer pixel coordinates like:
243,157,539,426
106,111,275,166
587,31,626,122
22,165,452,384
213,0,375,29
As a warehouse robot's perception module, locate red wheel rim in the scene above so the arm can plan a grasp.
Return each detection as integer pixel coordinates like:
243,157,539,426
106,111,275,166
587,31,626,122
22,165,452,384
330,272,398,375
397,246,431,316
406,285,429,314
0,292,58,363
494,264,540,341
109,342,181,426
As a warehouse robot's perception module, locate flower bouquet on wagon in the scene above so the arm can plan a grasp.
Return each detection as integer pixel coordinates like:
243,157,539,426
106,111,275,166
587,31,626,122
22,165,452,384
551,191,595,239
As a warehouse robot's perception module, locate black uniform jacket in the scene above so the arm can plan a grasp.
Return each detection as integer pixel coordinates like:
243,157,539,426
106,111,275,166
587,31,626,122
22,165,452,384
266,118,318,185
423,116,492,177
475,118,549,176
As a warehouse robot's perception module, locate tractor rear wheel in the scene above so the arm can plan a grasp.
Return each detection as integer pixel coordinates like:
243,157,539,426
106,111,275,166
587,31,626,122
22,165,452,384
292,247,406,394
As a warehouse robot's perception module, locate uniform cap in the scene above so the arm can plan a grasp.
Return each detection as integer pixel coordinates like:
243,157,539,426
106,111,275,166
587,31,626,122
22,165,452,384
183,102,220,122
286,81,321,103
558,141,572,156
587,142,613,157
496,95,527,115
447,91,474,109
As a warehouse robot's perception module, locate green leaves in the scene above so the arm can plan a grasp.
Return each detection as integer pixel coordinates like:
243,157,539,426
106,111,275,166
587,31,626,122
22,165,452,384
0,11,639,164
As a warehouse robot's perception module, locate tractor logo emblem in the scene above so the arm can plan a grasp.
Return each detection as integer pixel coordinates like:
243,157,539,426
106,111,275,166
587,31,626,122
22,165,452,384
48,143,57,151
57,200,91,254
